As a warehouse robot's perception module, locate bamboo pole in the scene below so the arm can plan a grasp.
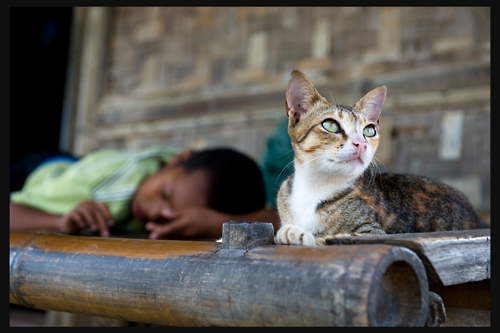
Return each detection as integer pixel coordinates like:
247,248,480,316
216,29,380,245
10,225,429,326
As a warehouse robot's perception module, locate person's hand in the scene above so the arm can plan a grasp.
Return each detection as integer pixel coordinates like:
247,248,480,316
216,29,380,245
166,149,194,168
145,207,228,240
60,201,114,237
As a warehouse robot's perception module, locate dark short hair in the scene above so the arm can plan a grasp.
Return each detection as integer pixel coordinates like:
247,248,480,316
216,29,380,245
179,148,266,214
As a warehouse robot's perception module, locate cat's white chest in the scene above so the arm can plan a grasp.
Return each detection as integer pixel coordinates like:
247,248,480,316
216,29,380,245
288,165,354,235
289,175,330,234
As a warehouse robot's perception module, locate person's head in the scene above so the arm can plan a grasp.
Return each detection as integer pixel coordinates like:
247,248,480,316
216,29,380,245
131,148,266,223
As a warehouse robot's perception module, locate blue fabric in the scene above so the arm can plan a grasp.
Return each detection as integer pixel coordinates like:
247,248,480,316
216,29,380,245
10,150,79,192
39,155,80,166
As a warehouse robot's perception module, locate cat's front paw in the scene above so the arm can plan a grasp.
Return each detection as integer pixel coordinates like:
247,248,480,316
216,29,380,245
275,224,316,245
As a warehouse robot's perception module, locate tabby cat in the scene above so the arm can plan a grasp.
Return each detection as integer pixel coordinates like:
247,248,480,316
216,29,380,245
275,70,479,246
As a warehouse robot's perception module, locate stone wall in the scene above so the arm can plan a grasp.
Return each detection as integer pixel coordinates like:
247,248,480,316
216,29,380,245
68,7,490,219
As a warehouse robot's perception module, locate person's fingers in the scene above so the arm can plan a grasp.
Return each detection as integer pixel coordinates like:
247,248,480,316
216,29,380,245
61,212,84,234
168,149,194,167
87,203,110,237
178,148,194,161
96,202,114,227
147,219,186,239
75,205,97,231
76,202,110,236
159,208,182,221
67,211,86,229
145,221,155,231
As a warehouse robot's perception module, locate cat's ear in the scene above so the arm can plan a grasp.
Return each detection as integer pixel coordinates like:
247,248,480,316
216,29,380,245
354,86,387,121
285,70,330,126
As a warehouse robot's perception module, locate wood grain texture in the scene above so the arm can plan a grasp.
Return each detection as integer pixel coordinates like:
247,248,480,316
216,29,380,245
324,228,490,286
10,231,429,326
221,221,275,250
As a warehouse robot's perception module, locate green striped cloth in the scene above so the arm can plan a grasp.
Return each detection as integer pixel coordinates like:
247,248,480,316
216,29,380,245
11,145,181,228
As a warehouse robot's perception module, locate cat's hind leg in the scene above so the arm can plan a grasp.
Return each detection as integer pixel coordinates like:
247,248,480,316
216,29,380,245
275,224,316,245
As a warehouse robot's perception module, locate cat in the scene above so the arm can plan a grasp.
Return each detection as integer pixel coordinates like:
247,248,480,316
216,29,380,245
275,70,479,246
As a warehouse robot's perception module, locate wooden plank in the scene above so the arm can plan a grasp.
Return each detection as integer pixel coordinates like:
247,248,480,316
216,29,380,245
324,229,490,286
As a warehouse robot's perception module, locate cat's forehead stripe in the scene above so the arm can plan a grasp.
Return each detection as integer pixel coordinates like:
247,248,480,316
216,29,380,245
325,105,362,126
338,105,359,123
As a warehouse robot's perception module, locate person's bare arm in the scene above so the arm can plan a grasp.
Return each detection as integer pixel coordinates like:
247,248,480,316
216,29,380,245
10,201,113,236
10,201,62,232
145,207,280,240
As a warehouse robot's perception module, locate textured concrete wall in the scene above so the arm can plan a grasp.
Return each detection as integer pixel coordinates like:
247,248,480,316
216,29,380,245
70,7,490,219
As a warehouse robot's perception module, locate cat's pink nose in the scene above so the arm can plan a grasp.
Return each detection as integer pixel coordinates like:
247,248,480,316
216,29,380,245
352,139,367,154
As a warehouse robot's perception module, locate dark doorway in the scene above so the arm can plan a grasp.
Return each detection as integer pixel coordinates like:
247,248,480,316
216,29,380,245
10,7,73,165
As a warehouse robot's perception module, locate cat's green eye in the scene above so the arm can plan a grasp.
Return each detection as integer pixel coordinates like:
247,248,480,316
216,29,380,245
363,125,376,137
322,119,340,133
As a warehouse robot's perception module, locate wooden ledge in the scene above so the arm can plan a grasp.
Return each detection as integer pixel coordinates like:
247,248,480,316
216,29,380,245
324,229,490,286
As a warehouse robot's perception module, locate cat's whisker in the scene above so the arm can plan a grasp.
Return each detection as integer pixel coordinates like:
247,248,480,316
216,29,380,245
279,149,295,161
279,149,294,158
275,160,295,184
366,161,379,186
372,156,387,171
326,88,340,106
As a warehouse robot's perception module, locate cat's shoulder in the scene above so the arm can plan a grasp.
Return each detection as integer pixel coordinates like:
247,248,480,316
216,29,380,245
360,171,464,197
364,171,441,186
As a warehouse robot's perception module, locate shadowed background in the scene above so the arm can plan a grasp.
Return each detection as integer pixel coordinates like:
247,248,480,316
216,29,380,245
10,6,490,220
